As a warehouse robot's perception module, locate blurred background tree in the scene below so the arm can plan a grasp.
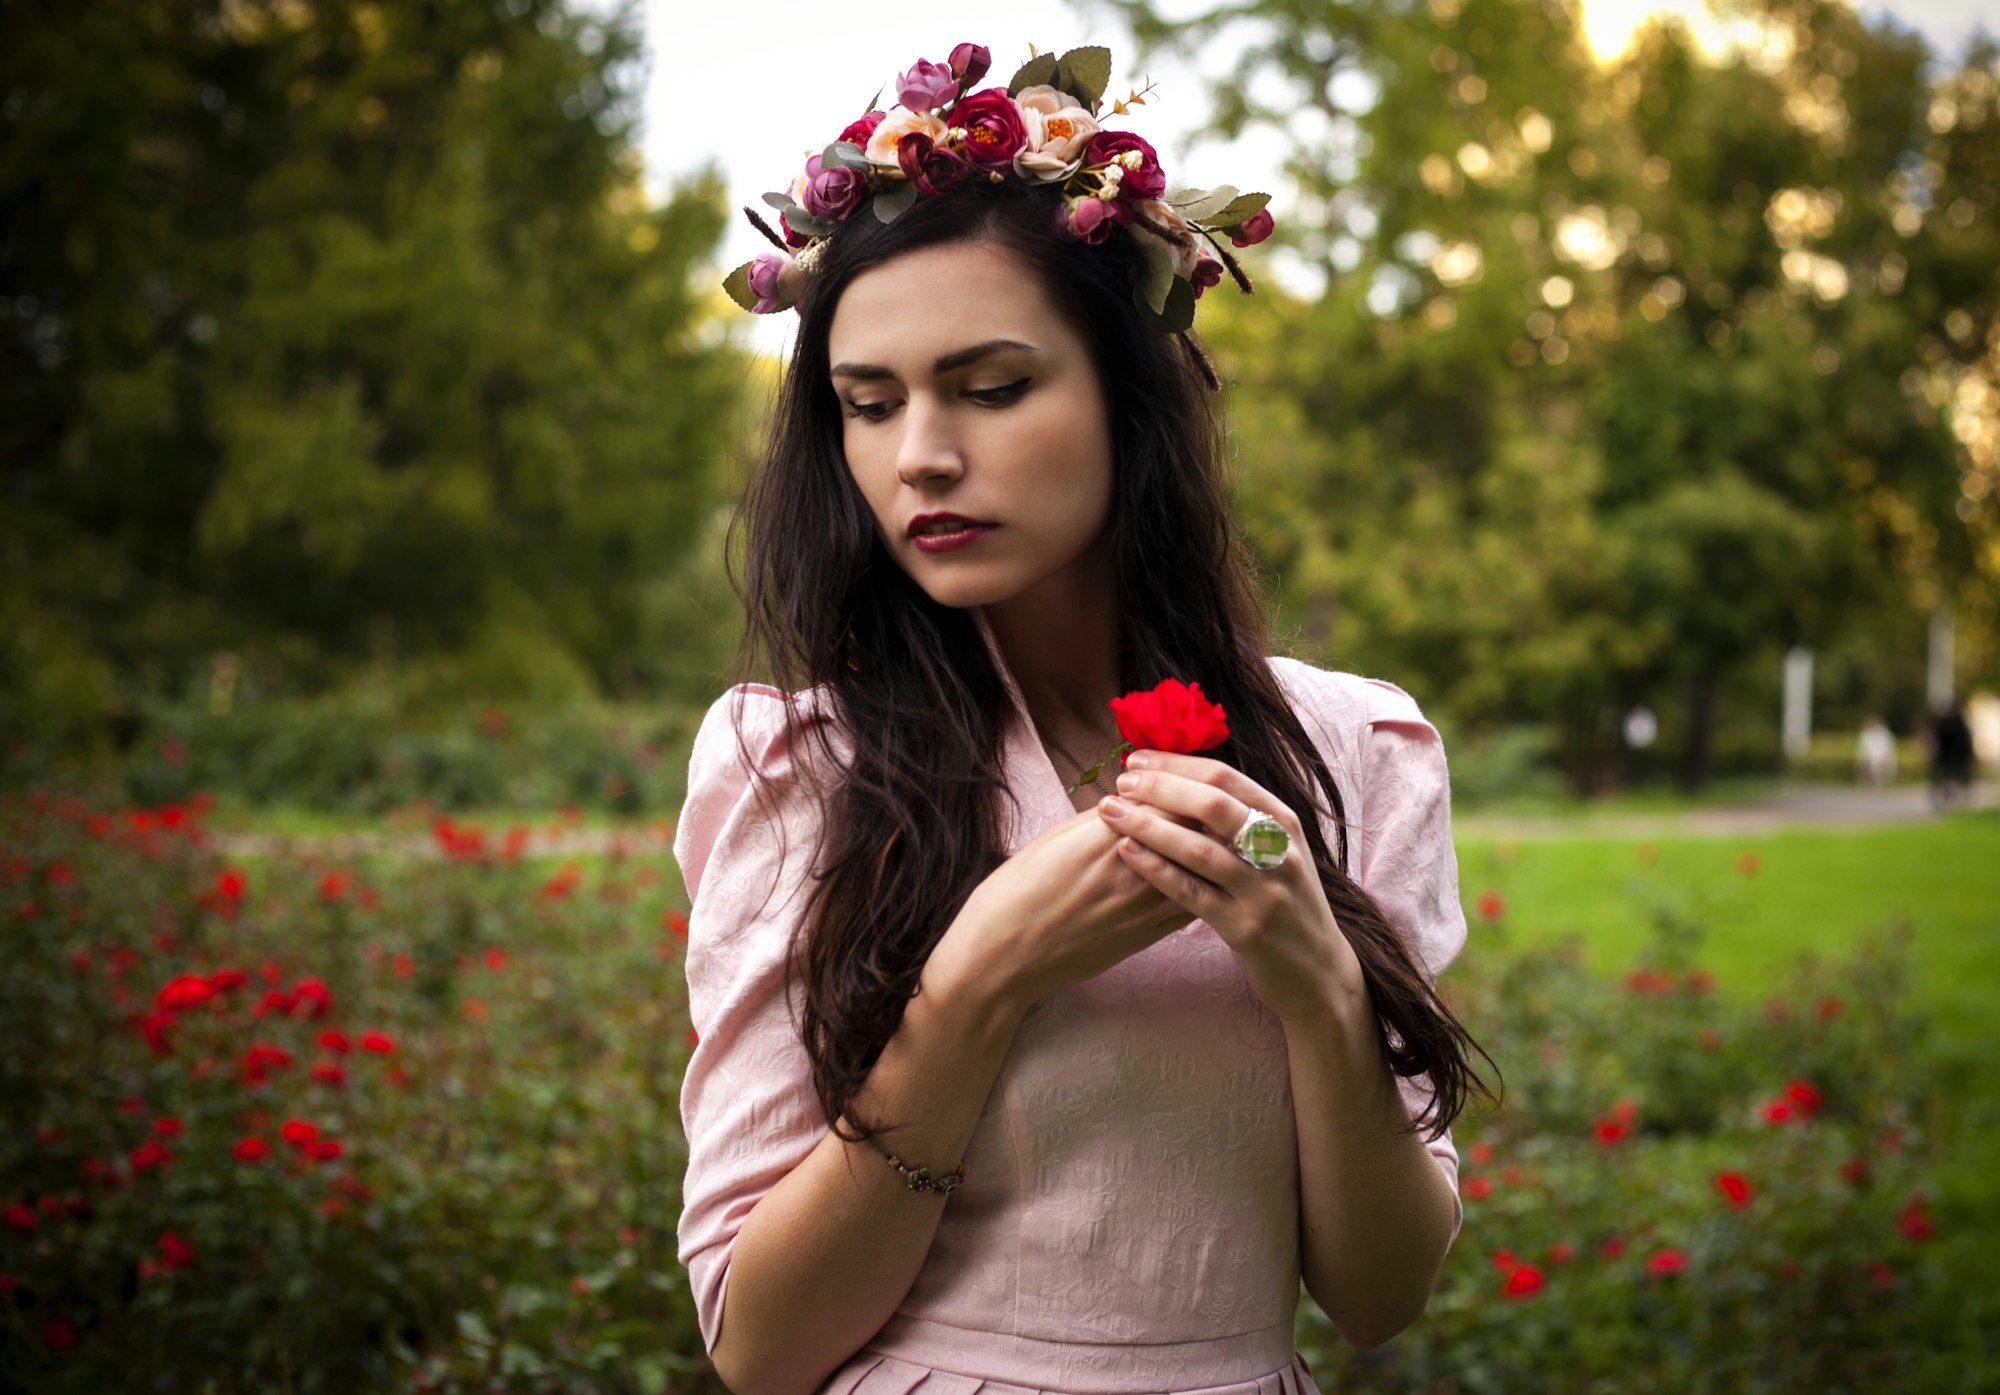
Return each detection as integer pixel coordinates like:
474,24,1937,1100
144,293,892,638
1097,0,1998,792
1,0,749,780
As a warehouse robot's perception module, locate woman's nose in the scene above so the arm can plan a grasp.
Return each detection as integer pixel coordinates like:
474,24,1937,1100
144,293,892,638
894,394,964,485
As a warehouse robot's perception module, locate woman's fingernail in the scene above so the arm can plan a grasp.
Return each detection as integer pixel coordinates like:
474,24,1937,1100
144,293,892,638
1116,772,1138,793
1099,798,1127,817
1126,752,1151,769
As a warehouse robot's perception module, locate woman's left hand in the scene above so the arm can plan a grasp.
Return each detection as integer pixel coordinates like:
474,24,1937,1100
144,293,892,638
1095,750,1366,1025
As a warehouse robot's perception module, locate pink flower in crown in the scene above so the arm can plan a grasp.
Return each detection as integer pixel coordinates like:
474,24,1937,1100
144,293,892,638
1067,196,1120,244
1230,208,1275,247
1014,84,1098,181
838,110,886,149
949,42,991,86
1189,257,1225,298
746,254,787,314
949,89,1027,170
897,58,959,112
800,153,866,222
1087,130,1166,202
866,108,948,167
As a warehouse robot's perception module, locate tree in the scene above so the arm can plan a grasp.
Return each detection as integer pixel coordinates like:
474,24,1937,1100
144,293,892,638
1097,0,1998,789
1,0,748,766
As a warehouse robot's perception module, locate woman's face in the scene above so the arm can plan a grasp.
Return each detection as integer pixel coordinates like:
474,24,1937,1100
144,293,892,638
826,239,1116,616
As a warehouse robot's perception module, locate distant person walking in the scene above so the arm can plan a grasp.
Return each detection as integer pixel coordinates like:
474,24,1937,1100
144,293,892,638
1927,701,1975,811
1856,716,1896,787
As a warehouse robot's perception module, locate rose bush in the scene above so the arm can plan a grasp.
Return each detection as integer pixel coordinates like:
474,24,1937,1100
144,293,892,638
1,780,1980,1393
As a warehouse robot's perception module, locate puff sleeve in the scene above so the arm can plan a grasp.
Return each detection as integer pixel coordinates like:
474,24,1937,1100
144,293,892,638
673,684,839,1357
1355,678,1470,1253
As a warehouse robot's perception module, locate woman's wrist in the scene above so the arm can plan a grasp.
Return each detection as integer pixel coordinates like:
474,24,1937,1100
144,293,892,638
925,917,1038,1036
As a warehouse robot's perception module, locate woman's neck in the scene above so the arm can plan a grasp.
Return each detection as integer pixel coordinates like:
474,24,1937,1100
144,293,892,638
976,592,1123,748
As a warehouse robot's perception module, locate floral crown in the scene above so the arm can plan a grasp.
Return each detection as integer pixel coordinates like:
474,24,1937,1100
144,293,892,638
723,43,1275,354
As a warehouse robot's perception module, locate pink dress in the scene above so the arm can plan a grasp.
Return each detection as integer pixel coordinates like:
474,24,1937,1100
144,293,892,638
675,608,1468,1394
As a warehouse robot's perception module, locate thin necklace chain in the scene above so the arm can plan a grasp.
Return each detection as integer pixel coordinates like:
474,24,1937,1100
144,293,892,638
1036,721,1115,797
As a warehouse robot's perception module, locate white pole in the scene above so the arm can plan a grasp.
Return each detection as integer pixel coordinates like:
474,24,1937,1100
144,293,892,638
1927,605,1956,711
1782,645,1813,760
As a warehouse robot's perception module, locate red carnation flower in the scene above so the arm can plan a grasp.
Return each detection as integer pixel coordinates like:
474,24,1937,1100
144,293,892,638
1109,678,1231,757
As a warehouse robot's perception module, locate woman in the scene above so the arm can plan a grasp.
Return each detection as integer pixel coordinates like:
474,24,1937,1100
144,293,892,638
675,43,1497,1395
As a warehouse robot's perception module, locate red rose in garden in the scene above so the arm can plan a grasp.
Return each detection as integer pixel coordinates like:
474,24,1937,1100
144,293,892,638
231,1138,269,1162
1646,1248,1688,1277
128,1140,173,1173
360,1032,396,1053
1503,1263,1544,1298
319,872,349,902
155,975,214,1014
1470,1140,1493,1166
1109,678,1230,756
1870,1260,1896,1289
158,1232,195,1270
43,1317,76,1352
1463,1177,1493,1201
1601,1234,1626,1260
319,1030,349,1053
281,1120,319,1148
1491,1249,1517,1272
1816,994,1844,1020
1735,850,1760,876
1784,1079,1822,1116
1841,1156,1871,1186
1476,891,1505,921
1714,1171,1753,1208
1547,1242,1575,1265
1897,1195,1933,1242
310,1060,347,1087
287,977,332,1019
4,1203,36,1233
662,907,689,939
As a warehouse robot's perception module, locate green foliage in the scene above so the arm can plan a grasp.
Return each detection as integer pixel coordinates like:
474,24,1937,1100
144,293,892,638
0,0,750,768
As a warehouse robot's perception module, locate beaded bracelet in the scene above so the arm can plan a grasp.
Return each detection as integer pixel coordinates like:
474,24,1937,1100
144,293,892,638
862,1132,965,1196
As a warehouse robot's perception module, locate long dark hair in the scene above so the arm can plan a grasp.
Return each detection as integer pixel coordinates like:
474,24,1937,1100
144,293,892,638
720,174,1497,1146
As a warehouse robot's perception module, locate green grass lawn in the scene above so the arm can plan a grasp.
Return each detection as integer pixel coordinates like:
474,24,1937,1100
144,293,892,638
1452,809,2000,1078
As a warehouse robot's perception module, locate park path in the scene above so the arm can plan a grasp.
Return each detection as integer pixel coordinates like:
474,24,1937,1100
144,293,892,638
1456,779,1998,841
208,781,1998,860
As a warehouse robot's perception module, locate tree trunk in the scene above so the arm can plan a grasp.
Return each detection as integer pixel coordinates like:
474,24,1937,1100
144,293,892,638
1682,673,1718,792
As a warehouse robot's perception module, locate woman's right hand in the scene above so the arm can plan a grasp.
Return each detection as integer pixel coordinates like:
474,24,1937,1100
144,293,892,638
943,806,1198,1015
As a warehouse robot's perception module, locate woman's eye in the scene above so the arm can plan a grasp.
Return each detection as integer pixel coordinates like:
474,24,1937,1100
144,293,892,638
969,378,1030,406
844,400,893,422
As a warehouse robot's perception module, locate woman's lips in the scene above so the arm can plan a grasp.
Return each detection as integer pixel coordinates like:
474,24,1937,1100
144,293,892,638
911,523,998,553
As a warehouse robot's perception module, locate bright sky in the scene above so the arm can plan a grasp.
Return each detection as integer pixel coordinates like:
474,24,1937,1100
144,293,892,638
625,0,1991,359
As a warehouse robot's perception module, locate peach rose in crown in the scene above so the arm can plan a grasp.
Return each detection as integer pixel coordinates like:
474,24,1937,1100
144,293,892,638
1013,84,1099,180
866,108,950,168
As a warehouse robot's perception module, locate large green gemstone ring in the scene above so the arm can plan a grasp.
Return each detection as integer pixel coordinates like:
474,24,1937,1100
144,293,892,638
1231,810,1290,871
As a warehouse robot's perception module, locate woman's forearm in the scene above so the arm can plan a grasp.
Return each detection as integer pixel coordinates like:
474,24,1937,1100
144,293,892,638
1285,980,1459,1349
710,922,1029,1395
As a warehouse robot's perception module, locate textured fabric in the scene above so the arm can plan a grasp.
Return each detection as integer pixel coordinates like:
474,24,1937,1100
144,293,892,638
674,607,1469,1393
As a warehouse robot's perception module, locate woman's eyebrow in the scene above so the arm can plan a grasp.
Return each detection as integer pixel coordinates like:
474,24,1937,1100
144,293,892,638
830,338,1038,381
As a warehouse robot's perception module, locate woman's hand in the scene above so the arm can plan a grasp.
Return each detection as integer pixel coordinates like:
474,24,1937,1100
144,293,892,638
947,806,1197,1016
1094,749,1365,1025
